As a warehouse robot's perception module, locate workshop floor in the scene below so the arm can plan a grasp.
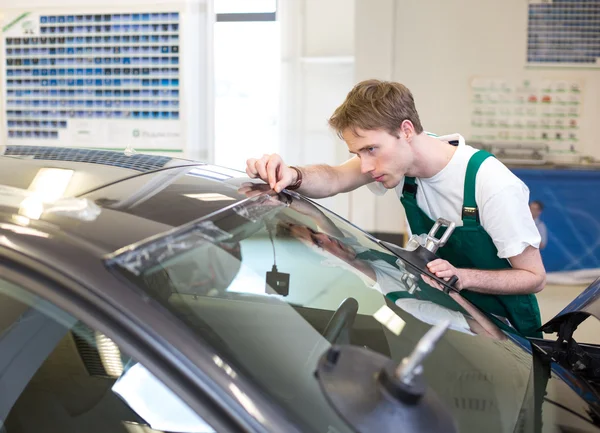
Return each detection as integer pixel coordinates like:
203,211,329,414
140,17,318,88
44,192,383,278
538,283,598,343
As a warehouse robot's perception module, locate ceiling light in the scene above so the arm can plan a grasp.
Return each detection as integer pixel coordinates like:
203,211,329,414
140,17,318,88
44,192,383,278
95,332,124,377
373,305,406,336
18,168,74,220
27,167,74,202
184,193,236,201
18,196,44,220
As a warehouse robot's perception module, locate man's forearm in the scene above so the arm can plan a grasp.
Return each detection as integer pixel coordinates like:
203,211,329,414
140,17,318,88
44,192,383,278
293,164,346,198
461,268,545,295
294,157,371,198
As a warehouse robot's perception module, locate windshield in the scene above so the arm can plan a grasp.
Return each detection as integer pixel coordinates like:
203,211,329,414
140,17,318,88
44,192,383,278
108,187,535,433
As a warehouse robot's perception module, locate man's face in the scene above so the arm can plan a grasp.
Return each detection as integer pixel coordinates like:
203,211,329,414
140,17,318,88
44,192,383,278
343,127,412,189
530,203,542,219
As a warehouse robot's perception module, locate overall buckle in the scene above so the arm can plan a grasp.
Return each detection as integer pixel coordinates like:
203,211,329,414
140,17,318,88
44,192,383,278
462,206,479,223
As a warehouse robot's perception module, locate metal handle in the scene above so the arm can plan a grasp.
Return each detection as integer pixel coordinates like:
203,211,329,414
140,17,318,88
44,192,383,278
396,320,450,384
424,218,456,253
323,297,359,345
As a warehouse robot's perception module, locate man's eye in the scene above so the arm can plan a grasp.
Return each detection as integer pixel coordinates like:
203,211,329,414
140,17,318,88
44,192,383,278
311,235,324,247
367,147,375,153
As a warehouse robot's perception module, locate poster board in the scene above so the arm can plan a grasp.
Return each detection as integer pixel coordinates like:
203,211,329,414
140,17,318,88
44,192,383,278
470,77,584,152
527,0,600,68
0,6,202,156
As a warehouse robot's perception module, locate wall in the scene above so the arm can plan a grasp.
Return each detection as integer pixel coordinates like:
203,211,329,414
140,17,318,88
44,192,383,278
354,0,600,235
350,0,405,234
279,0,355,218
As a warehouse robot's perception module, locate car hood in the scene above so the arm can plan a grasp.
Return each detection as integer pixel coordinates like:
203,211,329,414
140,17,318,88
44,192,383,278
541,277,600,335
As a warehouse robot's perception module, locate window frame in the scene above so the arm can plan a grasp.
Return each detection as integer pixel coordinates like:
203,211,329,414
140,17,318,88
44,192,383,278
0,255,246,433
216,12,276,22
215,1,277,22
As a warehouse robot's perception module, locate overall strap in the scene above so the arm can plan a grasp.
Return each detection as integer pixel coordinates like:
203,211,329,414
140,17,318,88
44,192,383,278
403,177,418,198
462,150,494,227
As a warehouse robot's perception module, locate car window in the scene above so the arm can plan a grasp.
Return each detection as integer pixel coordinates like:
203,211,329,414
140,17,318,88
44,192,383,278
107,191,540,433
0,277,215,433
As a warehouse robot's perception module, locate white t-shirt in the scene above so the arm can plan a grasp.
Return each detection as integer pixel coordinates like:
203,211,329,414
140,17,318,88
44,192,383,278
367,133,541,259
394,298,476,336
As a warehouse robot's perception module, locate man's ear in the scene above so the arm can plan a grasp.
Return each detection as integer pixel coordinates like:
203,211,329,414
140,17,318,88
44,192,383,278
400,120,415,141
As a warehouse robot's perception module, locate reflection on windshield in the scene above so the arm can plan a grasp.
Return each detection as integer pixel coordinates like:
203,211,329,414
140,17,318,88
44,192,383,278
108,188,531,433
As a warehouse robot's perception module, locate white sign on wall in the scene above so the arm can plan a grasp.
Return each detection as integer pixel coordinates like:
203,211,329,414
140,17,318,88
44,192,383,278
1,9,186,153
470,77,584,152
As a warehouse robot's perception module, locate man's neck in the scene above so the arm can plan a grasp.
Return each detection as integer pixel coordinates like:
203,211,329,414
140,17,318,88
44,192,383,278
407,133,458,178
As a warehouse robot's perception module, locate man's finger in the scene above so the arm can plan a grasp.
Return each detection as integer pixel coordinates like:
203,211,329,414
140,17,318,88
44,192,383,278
421,274,442,291
256,155,270,181
427,262,446,273
266,157,280,189
421,274,433,285
274,181,285,193
433,269,454,279
246,158,259,178
274,169,293,193
427,260,453,274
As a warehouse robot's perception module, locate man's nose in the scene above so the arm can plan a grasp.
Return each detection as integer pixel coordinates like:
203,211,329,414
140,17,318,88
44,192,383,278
360,158,374,174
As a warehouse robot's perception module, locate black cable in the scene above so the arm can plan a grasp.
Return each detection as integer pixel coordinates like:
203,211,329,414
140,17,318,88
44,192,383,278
267,223,276,267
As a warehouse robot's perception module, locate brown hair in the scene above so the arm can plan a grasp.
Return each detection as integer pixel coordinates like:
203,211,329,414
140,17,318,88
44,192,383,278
328,79,424,138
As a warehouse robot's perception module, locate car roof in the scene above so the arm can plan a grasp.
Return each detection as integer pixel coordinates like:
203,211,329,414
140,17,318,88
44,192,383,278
0,145,199,196
0,146,254,258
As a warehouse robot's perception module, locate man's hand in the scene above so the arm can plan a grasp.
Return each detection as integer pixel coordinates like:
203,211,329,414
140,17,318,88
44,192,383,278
246,154,297,193
425,246,546,295
426,259,463,290
421,273,445,291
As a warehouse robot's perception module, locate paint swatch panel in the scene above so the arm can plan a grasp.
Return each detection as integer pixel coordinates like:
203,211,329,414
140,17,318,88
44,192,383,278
5,12,180,140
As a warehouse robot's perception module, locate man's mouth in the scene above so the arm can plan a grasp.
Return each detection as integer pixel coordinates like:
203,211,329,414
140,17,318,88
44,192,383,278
373,175,385,182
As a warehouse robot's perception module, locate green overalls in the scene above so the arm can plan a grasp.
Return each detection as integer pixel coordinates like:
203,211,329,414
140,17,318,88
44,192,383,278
399,150,542,338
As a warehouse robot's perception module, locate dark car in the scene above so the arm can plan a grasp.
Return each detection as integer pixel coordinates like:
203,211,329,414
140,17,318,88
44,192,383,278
1,146,600,433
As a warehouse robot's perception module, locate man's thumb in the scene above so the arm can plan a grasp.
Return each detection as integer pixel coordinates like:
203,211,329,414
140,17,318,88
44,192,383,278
274,180,288,193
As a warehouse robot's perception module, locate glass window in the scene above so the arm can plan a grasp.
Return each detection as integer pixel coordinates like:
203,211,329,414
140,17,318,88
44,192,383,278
0,277,214,433
107,189,534,433
214,1,279,170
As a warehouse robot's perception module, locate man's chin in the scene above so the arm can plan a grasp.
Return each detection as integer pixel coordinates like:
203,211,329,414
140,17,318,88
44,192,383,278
382,178,400,189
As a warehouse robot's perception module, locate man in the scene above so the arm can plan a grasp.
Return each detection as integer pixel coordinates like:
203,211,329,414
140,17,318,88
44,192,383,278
529,200,548,250
246,79,546,337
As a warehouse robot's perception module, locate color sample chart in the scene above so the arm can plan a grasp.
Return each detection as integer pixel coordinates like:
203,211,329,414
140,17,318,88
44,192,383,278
3,11,184,151
527,0,600,66
470,77,584,151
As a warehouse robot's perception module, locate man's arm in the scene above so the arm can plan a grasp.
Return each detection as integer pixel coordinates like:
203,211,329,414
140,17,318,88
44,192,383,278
246,154,372,198
426,168,546,295
295,157,372,197
427,245,546,295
